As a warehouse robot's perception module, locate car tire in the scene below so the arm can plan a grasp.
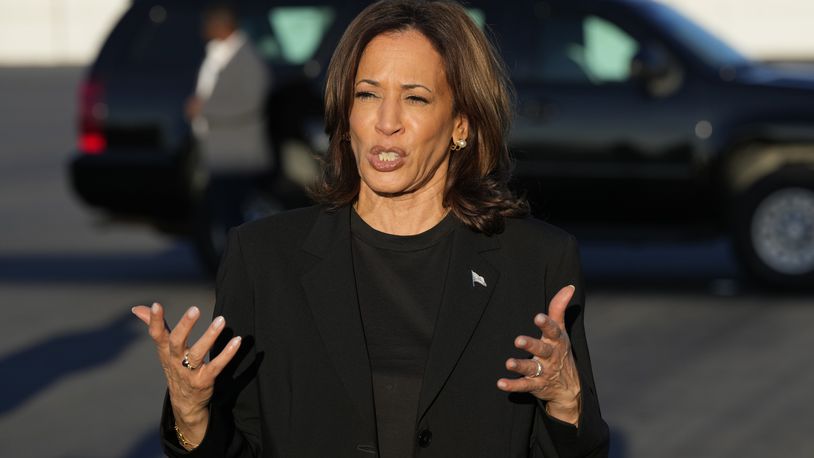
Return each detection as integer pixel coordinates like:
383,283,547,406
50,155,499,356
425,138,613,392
732,167,814,288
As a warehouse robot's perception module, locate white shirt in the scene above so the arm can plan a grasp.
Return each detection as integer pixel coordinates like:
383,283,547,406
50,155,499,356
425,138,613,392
195,30,247,100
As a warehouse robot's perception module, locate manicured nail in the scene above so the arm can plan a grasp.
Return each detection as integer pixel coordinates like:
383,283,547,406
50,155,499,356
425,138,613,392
507,359,517,369
536,313,546,322
567,284,576,290
517,337,527,347
497,380,508,389
130,306,137,315
151,303,160,313
230,336,242,347
186,307,199,318
213,316,224,328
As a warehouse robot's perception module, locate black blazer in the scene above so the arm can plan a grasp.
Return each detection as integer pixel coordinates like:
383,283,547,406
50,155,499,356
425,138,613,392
161,205,609,457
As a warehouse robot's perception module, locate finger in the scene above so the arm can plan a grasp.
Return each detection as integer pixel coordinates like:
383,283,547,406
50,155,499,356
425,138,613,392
547,285,575,326
131,305,151,325
534,313,562,341
497,376,540,394
168,306,201,358
515,335,555,359
506,358,544,378
186,316,226,366
201,336,242,378
147,303,170,345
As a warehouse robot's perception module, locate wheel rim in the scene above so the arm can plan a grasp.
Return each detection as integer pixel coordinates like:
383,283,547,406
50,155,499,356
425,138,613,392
751,187,814,275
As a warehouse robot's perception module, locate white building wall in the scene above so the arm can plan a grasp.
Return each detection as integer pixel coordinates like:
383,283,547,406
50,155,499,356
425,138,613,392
0,0,811,65
0,0,129,65
658,0,814,61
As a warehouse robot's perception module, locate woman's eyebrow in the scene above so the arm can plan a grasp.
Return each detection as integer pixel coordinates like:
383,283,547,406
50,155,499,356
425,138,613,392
355,78,379,87
355,79,432,93
402,83,432,93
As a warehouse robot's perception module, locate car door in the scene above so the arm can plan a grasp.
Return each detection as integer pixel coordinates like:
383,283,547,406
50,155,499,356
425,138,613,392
486,0,707,226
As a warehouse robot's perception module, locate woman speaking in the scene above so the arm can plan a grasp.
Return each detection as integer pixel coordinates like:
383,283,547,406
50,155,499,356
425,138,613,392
133,1,610,456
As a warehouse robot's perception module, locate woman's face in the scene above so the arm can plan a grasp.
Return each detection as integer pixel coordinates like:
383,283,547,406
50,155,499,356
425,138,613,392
349,29,468,197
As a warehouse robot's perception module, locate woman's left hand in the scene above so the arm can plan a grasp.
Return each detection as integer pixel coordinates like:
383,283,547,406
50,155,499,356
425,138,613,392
497,285,582,425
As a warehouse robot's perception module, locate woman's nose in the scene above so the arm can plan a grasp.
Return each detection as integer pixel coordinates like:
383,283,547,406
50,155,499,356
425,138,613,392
375,97,403,136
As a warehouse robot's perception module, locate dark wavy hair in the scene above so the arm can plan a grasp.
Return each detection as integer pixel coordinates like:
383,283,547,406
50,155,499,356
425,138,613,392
309,0,528,234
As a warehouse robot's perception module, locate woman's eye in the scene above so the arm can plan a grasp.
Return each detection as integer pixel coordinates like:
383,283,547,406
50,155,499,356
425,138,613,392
355,91,376,100
407,95,429,105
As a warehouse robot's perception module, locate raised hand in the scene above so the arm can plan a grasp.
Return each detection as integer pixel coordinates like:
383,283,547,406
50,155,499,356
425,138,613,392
131,302,242,449
497,285,582,425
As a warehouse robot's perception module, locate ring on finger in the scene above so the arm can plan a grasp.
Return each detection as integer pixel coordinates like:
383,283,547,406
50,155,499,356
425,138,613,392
181,351,198,370
527,358,543,378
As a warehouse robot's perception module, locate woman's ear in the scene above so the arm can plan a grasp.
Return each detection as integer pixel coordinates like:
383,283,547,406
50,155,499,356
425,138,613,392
454,113,470,142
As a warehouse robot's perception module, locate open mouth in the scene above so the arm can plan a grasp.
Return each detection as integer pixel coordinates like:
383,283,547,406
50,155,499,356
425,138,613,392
368,146,406,171
377,151,400,162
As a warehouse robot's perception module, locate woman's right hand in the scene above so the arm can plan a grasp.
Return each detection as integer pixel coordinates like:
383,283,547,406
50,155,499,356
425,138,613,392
132,302,242,448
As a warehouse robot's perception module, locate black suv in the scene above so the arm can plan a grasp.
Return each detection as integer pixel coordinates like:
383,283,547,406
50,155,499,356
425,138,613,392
70,0,814,286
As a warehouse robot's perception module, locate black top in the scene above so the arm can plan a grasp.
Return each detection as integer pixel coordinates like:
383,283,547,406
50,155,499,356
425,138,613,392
350,210,456,457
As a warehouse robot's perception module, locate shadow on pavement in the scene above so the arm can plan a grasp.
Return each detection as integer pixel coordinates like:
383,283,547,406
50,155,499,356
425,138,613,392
609,427,628,458
0,244,207,285
0,311,141,415
122,427,164,458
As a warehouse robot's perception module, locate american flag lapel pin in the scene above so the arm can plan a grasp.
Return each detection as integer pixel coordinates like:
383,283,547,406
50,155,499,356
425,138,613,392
471,270,487,287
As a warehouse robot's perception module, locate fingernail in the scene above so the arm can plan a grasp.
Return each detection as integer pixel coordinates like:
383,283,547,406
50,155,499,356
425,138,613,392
130,306,137,315
213,316,224,328
507,359,516,369
230,336,242,347
186,307,199,318
568,284,576,290
517,337,527,347
497,380,507,389
536,313,546,322
151,303,160,313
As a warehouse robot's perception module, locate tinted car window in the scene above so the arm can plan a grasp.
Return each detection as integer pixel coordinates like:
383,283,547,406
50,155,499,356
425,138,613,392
498,6,640,85
96,3,204,71
580,16,638,83
244,6,337,65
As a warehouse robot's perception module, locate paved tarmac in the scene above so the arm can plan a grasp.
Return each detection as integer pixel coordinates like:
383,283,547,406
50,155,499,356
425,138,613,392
0,66,812,458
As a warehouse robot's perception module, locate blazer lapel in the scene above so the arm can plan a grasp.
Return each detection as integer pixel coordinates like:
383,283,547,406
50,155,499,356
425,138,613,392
416,224,500,422
300,207,376,423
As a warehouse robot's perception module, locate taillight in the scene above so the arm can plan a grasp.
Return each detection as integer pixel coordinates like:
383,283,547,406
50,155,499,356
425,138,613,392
78,78,107,154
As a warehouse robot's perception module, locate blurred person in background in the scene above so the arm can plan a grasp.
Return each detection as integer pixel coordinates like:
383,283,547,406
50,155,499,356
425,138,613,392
187,2,272,258
134,1,609,457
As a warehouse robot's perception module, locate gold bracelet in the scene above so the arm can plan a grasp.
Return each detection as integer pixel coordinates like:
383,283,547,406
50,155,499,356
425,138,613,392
174,423,200,450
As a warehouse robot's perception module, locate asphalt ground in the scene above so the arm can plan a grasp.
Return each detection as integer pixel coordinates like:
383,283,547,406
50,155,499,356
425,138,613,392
0,66,812,458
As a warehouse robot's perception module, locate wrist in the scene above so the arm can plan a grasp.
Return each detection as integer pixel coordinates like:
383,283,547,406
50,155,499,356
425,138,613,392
174,423,201,451
171,404,209,447
170,395,209,425
173,406,209,430
545,390,581,426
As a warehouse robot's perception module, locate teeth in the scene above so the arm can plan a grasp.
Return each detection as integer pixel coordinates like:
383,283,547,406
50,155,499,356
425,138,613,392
378,151,399,162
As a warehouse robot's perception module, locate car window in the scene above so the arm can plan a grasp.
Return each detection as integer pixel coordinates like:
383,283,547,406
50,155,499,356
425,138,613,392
580,16,638,83
95,3,204,71
501,10,640,85
467,8,486,29
124,4,204,68
244,6,337,65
